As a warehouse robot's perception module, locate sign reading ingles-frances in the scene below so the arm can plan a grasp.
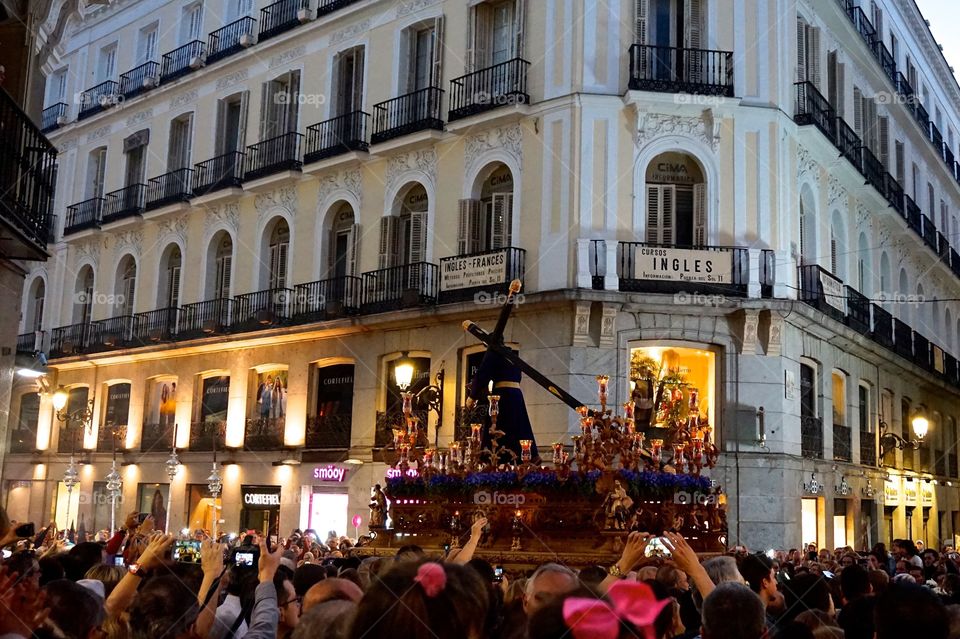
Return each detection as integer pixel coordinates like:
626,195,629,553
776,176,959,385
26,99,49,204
633,246,731,283
441,250,508,291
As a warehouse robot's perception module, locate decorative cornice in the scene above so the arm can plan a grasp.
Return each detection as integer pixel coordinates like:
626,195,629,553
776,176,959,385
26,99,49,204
635,112,720,153
900,2,960,114
113,229,143,257
74,238,100,269
156,215,189,248
464,124,523,180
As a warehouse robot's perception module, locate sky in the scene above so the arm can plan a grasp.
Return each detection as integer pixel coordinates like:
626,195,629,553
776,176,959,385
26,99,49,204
915,0,960,85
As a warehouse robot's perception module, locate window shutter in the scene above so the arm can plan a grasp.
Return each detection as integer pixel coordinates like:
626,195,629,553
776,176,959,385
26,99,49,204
276,241,289,289
799,200,807,265
286,71,301,133
215,99,227,155
827,51,838,109
513,0,526,58
458,199,473,255
431,16,445,88
808,26,821,88
348,223,360,277
636,0,648,44
216,253,232,299
836,62,845,116
878,116,889,169
830,232,838,274
646,185,661,244
796,19,807,83
409,211,427,264
693,183,706,246
853,87,863,137
895,140,905,184
93,149,107,199
378,216,398,269
238,90,250,150
491,193,513,248
661,186,675,246
259,82,273,140
473,3,492,71
684,0,703,83
184,114,194,168
169,265,181,308
352,48,365,112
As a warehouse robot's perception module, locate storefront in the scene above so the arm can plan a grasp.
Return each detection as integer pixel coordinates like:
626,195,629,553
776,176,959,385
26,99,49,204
299,464,351,538
240,485,281,537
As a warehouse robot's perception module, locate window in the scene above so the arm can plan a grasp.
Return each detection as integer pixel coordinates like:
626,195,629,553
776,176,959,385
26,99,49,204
327,204,359,279
100,382,131,450
458,163,514,254
858,384,871,433
800,362,817,419
160,245,182,308
889,32,898,67
168,113,194,171
308,364,355,448
379,184,428,268
138,24,159,64
941,201,950,239
98,43,118,82
912,164,920,202
895,140,905,186
628,345,716,436
181,3,203,43
832,372,846,427
907,58,917,91
827,51,844,116
117,256,137,316
10,393,39,452
334,47,364,117
402,19,444,93
124,132,148,187
48,68,68,104
74,267,95,324
470,0,525,70
928,183,936,218
901,398,914,470
86,147,107,199
216,92,249,155
871,2,883,40
259,70,300,140
796,18,821,86
645,152,706,246
267,220,290,289
210,233,233,299
27,279,45,333
228,0,254,20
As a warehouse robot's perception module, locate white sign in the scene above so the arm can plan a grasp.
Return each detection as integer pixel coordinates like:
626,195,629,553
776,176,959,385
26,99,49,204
818,270,846,314
441,251,508,291
244,492,281,506
631,246,731,284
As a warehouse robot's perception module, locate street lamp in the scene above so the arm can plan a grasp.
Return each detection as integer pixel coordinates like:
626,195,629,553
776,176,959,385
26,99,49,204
393,353,444,446
52,385,94,534
879,414,928,464
164,424,181,534
207,462,222,541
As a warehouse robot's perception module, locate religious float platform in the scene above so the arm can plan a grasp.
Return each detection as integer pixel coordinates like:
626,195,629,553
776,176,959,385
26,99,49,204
358,281,728,568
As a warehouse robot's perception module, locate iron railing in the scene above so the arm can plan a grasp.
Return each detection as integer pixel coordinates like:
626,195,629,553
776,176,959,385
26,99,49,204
146,168,194,210
361,262,440,313
305,413,352,449
448,58,530,121
304,111,369,163
119,61,160,99
188,421,225,451
207,17,257,64
179,298,234,339
628,44,734,96
921,215,938,253
798,264,845,323
437,246,525,303
292,276,361,322
78,81,120,120
844,286,870,334
245,132,302,180
140,422,175,453
259,0,301,41
904,196,922,233
132,307,181,343
870,304,894,349
161,41,206,83
232,287,294,331
244,417,285,450
49,323,94,358
801,416,824,459
89,316,140,351
884,172,904,213
860,146,884,192
835,118,861,171
794,81,836,140
371,87,444,144
913,332,931,370
613,242,748,295
193,152,245,195
103,184,146,223
64,198,104,235
16,331,43,355
41,102,68,132
893,318,913,359
951,453,959,478
833,423,852,462
317,0,360,16
860,430,877,466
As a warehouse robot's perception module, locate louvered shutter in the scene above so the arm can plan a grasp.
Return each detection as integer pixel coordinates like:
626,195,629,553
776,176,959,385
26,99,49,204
693,184,706,246
276,240,289,289
799,200,807,265
352,48,365,113
514,0,526,58
458,199,481,255
169,265,181,308
93,149,107,199
215,99,227,155
796,20,807,83
217,253,232,299
491,193,513,248
408,211,427,264
836,63,845,116
287,71,301,133
238,90,250,151
866,98,878,153
827,51,838,109
878,116,889,169
684,0,702,83
123,269,137,316
473,3,492,71
260,82,275,140
895,140,905,184
853,87,863,137
431,16,445,88
347,223,360,277
661,186,675,246
808,26,821,88
378,216,398,269
830,232,838,274
646,186,661,244
636,0,649,76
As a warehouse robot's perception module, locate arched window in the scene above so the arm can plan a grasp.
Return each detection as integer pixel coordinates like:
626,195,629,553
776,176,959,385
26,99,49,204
857,233,870,295
327,203,358,279
159,245,182,308
459,163,515,254
26,279,45,332
644,152,705,246
116,255,137,316
207,232,233,299
74,266,95,324
265,219,290,289
380,183,428,268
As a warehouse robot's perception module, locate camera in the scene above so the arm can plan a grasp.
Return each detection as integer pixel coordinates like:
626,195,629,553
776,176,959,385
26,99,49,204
173,540,202,564
231,545,259,568
494,566,504,582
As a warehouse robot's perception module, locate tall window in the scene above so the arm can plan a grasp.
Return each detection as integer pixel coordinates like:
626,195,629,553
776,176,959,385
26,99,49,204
86,147,107,199
901,398,914,470
267,220,290,289
796,18,821,86
210,233,233,299
74,267,95,324
124,133,148,188
228,0,254,20
458,164,514,254
138,24,159,64
470,0,524,70
160,245,182,308
327,204,359,279
27,279,45,333
858,384,871,432
800,363,817,419
168,113,194,171
334,47,364,116
827,50,844,116
832,372,846,427
402,20,443,93
181,3,203,43
117,256,137,317
259,71,300,140
216,92,249,155
645,152,706,246
379,184,428,268
98,43,118,82
47,68,68,105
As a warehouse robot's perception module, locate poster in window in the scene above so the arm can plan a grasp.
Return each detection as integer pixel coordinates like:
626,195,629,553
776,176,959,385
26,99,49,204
200,376,230,422
58,387,89,453
307,364,354,448
245,369,287,449
99,383,131,450
138,483,170,532
141,379,177,452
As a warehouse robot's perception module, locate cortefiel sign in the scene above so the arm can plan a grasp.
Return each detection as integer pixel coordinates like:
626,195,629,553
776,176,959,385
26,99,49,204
441,250,508,291
632,246,731,284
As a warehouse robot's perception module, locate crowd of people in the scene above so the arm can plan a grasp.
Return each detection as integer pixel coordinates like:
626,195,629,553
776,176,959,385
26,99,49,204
1,505,959,639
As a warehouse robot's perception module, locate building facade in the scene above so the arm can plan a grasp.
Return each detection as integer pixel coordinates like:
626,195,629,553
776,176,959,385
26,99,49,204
7,0,960,550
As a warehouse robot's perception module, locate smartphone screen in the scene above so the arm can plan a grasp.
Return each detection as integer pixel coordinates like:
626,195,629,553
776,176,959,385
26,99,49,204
645,537,672,558
172,540,202,564
14,522,35,538
235,551,255,567
494,566,504,582
113,555,125,567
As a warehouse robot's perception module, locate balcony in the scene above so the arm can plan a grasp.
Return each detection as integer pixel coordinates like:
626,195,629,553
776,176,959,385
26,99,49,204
844,286,870,335
610,242,749,296
920,215,938,253
913,333,931,370
884,173,904,214
904,196,922,233
870,304,894,349
798,264,845,323
188,421,225,451
801,416,823,459
244,132,302,181
16,331,42,355
8,422,36,453
860,146,884,192
161,41,206,83
833,423,852,462
304,111,369,163
835,118,861,171
179,298,234,340
437,246,525,304
448,58,530,122
146,169,194,210
893,318,913,360
628,44,733,96
0,89,58,260
305,414,352,449
57,424,83,454
103,184,146,224
794,81,836,140
361,261,440,313
88,316,140,352
860,430,876,466
244,417,285,450
140,421,174,453
132,307,181,344
193,152,244,196
78,81,120,120
64,198,104,235
41,102,68,133
371,87,444,144
259,0,301,41
292,276,361,322
232,287,294,332
207,17,257,64
50,323,94,358
119,62,160,100
317,0,360,16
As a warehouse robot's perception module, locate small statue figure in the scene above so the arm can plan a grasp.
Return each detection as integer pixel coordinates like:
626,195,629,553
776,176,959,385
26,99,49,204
602,480,634,530
369,484,388,528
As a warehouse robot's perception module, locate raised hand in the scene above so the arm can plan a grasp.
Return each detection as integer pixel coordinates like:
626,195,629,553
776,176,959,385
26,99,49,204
137,532,175,570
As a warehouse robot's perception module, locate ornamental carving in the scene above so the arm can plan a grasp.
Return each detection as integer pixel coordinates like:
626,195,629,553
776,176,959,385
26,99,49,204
635,112,719,153
464,124,523,180
86,124,111,142
74,239,100,269
169,89,198,109
270,45,306,69
797,144,820,185
125,108,153,128
316,168,364,212
330,19,370,46
216,69,248,90
59,137,77,151
877,225,891,248
856,204,871,229
113,229,143,257
255,186,298,225
202,202,240,235
828,176,846,210
385,148,438,195
157,215,189,248
397,0,441,17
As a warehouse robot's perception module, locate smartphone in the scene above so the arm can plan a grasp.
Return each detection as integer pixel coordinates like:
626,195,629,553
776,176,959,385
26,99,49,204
113,555,125,567
645,537,672,558
33,525,51,549
234,550,257,567
822,570,835,579
14,522,35,538
494,566,504,582
172,540,202,564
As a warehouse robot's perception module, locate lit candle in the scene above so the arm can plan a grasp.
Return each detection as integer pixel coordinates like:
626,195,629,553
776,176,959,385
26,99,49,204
689,389,699,411
571,435,582,455
401,392,414,416
552,442,564,465
520,439,532,463
580,417,592,435
623,401,635,420
392,429,403,449
674,443,686,467
576,406,589,419
471,423,483,443
650,438,663,462
488,395,500,417
450,442,460,466
597,375,609,401
488,380,494,394
424,448,435,467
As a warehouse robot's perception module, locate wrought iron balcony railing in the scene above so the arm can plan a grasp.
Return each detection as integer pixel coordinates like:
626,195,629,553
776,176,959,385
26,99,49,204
870,304,894,349
833,423,852,462
317,0,361,16
78,81,120,120
193,152,244,196
304,111,369,163
188,421,225,451
232,287,294,331
361,261,440,313
161,41,206,83
292,276,361,322
88,315,141,352
628,44,734,96
178,298,234,339
244,132,302,180
798,264,845,323
103,184,146,223
50,322,94,358
259,0,301,41
794,81,836,140
860,430,877,466
64,198,104,235
41,102,68,132
16,331,43,355
132,307,181,344
305,413,352,449
801,416,824,459
140,421,175,453
448,58,530,121
119,61,160,99
146,168,194,210
244,417,285,450
371,87,444,144
844,286,870,335
207,17,257,64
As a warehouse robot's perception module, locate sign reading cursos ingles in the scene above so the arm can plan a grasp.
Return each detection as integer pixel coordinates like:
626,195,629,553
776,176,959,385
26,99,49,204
632,246,731,284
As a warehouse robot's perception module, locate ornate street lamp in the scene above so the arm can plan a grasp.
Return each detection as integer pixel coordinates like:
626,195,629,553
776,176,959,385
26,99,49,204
51,385,94,534
879,412,929,464
393,353,445,446
207,462,222,541
164,423,181,534
62,456,79,534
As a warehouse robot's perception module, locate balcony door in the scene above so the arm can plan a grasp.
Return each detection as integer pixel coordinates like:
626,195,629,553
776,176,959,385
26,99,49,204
401,19,444,95
211,233,233,300
267,220,290,290
117,256,137,317
644,152,705,247
328,204,359,279
124,132,148,188
74,267,94,324
470,0,524,70
168,114,194,172
637,0,702,48
335,47,365,117
458,163,514,254
216,92,249,156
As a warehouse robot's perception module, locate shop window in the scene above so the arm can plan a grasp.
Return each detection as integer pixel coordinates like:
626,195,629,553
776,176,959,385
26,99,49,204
192,375,229,449
628,345,716,437
142,378,177,453
644,152,706,247
832,372,846,427
54,481,82,530
10,393,39,453
308,363,354,449
834,499,848,548
138,483,170,532
302,490,349,539
57,387,90,453
186,483,218,536
802,497,821,548
246,367,287,450
378,355,431,447
99,382,131,451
